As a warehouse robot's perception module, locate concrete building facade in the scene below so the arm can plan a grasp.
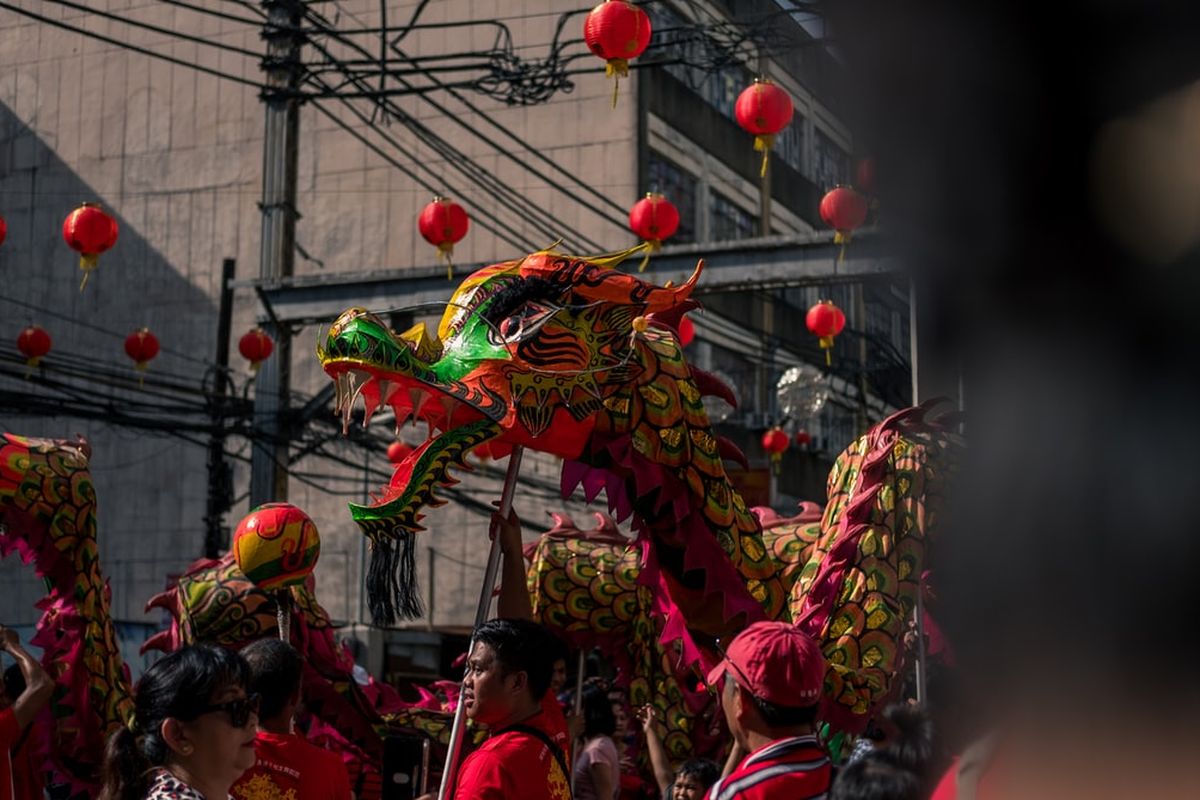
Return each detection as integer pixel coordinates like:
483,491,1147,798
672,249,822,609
0,1,868,672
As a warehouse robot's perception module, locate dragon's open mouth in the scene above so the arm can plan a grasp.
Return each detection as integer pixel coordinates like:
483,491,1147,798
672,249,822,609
320,309,509,621
325,362,503,521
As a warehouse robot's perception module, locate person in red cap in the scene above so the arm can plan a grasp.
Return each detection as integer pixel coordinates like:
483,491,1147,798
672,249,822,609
704,622,830,800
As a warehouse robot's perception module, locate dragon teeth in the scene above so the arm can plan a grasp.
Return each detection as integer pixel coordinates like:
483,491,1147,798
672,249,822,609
379,380,400,404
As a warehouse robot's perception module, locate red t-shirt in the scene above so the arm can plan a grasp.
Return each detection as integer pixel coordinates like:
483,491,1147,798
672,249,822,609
453,706,571,800
539,691,571,760
231,730,351,800
704,735,830,800
10,726,42,800
0,708,18,800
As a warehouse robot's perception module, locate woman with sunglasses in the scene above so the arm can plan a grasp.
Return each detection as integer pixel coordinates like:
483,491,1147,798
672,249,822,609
100,644,261,800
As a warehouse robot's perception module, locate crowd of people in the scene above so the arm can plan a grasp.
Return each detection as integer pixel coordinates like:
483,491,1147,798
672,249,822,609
0,509,948,800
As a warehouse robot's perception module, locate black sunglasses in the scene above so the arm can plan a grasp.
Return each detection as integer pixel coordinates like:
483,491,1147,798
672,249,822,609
194,693,260,727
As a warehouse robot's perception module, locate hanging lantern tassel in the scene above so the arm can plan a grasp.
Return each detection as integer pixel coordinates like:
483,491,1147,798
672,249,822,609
819,335,835,366
79,254,99,292
607,58,629,108
638,239,661,273
754,134,775,178
439,242,456,281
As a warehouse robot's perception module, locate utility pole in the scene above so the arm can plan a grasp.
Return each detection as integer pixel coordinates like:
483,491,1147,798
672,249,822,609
204,259,236,558
250,0,304,506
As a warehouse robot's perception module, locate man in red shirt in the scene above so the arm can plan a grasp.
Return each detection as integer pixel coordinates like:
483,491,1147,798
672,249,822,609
704,622,830,800
423,618,569,800
0,626,52,800
231,639,350,800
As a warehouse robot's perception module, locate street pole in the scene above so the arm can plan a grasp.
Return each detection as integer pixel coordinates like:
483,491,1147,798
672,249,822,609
437,448,526,800
250,0,303,506
204,259,236,558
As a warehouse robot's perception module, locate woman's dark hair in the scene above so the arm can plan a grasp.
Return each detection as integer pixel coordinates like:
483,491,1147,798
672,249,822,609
877,703,937,777
676,759,720,789
99,645,251,800
581,685,616,740
240,638,302,722
830,754,923,800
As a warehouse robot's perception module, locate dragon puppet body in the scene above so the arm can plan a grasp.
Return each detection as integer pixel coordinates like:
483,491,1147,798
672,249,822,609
319,247,962,760
0,433,460,799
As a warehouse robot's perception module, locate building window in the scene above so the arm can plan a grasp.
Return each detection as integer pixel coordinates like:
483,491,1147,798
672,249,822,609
649,5,751,121
709,191,758,241
812,128,849,190
775,117,805,175
647,151,698,244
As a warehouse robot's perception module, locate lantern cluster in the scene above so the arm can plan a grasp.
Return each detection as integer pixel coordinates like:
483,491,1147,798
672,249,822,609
806,300,846,366
63,203,119,291
628,193,680,271
418,197,470,280
583,0,651,107
735,79,794,178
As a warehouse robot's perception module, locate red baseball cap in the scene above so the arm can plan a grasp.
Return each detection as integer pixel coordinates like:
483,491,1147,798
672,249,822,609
706,621,825,708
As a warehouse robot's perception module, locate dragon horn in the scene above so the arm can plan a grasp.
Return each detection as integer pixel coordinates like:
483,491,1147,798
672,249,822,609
689,365,738,408
581,242,654,270
716,436,750,470
140,629,175,655
144,588,179,615
648,302,701,331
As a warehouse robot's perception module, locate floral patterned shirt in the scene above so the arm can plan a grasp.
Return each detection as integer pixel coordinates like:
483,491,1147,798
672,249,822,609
145,769,233,800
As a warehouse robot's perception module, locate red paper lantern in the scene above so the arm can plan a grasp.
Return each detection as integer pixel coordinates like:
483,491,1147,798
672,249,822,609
0,214,7,248
761,427,789,473
124,328,160,379
16,325,51,368
678,316,695,347
418,197,469,280
820,186,868,243
62,203,118,291
238,328,274,372
806,300,846,365
628,193,680,272
794,430,812,448
387,440,411,465
734,79,794,178
583,0,651,107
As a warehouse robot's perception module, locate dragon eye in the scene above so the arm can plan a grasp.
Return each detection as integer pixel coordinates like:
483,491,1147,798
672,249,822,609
489,302,558,346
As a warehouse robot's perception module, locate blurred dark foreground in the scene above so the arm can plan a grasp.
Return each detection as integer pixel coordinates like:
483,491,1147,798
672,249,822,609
830,2,1200,796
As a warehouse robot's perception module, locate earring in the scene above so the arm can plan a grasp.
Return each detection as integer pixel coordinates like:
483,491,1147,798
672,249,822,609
181,745,193,755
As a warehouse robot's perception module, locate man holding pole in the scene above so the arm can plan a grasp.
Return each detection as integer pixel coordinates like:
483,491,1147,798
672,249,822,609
420,618,570,800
